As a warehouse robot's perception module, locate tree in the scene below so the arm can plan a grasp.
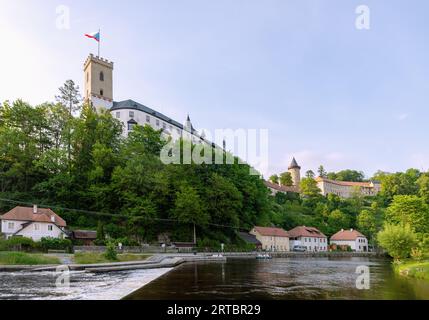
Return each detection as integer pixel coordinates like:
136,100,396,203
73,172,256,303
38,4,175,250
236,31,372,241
269,174,279,184
171,185,209,243
279,172,293,186
300,177,321,198
357,209,379,245
417,173,429,204
377,224,418,261
56,80,82,115
305,170,315,179
385,195,429,234
327,209,350,233
317,165,327,178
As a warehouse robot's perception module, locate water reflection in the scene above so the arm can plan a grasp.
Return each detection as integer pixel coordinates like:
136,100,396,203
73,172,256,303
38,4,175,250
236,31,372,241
127,257,429,300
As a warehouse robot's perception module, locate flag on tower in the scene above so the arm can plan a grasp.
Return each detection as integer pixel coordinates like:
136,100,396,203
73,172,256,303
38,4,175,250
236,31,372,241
85,31,100,42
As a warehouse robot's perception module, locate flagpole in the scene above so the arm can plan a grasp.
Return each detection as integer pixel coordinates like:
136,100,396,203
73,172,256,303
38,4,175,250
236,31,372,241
98,28,101,57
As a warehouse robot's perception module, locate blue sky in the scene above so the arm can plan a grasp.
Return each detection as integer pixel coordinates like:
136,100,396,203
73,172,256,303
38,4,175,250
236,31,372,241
1,0,428,178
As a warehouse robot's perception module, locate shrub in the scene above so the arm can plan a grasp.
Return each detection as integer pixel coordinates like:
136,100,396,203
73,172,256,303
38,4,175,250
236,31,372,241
377,224,418,261
104,241,118,261
40,237,73,253
2,237,40,252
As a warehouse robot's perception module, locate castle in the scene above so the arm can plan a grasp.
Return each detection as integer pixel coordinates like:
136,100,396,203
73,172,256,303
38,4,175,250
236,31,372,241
83,54,207,145
264,158,301,194
83,54,381,199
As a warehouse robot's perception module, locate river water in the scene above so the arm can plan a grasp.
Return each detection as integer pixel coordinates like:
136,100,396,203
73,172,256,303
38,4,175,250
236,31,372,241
1,257,428,300
127,257,429,300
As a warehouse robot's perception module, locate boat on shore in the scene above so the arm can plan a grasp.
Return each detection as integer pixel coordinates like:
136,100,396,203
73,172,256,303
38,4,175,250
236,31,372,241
256,254,272,260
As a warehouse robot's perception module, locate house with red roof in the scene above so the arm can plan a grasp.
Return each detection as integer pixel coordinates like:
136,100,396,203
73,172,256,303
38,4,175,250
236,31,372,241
0,205,67,241
287,226,328,252
250,226,290,252
330,229,368,252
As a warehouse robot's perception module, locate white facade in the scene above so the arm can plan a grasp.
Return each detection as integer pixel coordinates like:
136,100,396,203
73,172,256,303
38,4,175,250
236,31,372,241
330,237,368,252
1,220,66,241
290,237,328,252
316,178,381,199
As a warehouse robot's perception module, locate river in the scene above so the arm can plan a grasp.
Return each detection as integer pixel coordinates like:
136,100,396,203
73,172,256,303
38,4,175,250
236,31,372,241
1,257,428,300
126,257,429,300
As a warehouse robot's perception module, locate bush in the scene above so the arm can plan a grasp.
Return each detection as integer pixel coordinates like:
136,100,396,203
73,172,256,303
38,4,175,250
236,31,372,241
377,224,418,261
0,237,40,252
104,241,118,261
40,237,73,253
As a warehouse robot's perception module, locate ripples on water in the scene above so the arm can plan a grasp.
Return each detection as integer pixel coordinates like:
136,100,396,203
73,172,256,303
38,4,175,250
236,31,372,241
127,257,429,300
0,268,172,300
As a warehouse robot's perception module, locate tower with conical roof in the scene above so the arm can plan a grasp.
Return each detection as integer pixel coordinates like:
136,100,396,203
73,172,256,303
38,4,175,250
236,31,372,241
288,157,301,190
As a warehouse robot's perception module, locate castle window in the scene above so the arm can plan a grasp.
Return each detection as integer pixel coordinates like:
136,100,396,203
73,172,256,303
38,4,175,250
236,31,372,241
146,115,150,123
129,111,134,118
163,123,167,130
100,89,104,96
87,72,89,82
128,123,135,131
116,112,120,119
156,120,160,126
100,71,104,82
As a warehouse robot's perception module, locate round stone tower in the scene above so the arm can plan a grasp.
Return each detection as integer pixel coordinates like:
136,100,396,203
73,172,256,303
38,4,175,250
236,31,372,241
288,157,301,189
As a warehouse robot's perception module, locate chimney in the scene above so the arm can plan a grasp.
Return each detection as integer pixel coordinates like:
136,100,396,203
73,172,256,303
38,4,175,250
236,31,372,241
33,204,38,214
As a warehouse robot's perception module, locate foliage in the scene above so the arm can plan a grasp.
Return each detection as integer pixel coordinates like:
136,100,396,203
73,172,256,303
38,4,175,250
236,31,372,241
0,251,60,265
104,241,118,261
73,252,150,264
40,237,73,253
385,195,429,234
300,177,321,198
377,224,418,260
279,172,293,186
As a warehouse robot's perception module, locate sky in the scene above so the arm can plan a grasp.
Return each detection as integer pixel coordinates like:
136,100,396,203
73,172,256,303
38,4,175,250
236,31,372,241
1,0,428,178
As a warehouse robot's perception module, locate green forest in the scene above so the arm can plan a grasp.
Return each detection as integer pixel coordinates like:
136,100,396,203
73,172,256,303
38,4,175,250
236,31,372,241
1,83,429,255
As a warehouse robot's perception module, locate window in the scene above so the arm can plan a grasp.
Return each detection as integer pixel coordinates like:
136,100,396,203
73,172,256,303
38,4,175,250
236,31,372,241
177,128,181,134
128,123,135,131
170,125,173,131
34,224,40,231
156,120,160,126
48,225,53,231
163,123,167,130
129,111,134,118
116,112,120,119
100,71,104,81
87,72,89,82
146,115,150,123
8,222,14,230
100,89,104,96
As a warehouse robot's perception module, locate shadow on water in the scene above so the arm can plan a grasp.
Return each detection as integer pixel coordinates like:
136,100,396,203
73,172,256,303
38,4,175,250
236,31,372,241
126,257,429,300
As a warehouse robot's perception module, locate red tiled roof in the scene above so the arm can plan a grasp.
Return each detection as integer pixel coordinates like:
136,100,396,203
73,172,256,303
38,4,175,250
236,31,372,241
287,226,327,238
253,226,289,237
0,206,66,227
315,177,378,188
264,181,298,193
331,229,366,241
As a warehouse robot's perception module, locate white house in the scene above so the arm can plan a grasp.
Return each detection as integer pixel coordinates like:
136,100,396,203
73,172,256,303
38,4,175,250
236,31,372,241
287,226,328,252
330,229,368,252
0,205,67,241
315,177,381,199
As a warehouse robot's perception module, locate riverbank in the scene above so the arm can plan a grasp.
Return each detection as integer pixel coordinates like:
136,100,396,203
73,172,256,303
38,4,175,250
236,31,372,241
0,252,60,266
396,260,429,281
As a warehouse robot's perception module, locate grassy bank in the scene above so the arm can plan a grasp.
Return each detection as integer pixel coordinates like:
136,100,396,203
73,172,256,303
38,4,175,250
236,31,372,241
0,252,61,265
73,252,151,264
395,260,429,281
